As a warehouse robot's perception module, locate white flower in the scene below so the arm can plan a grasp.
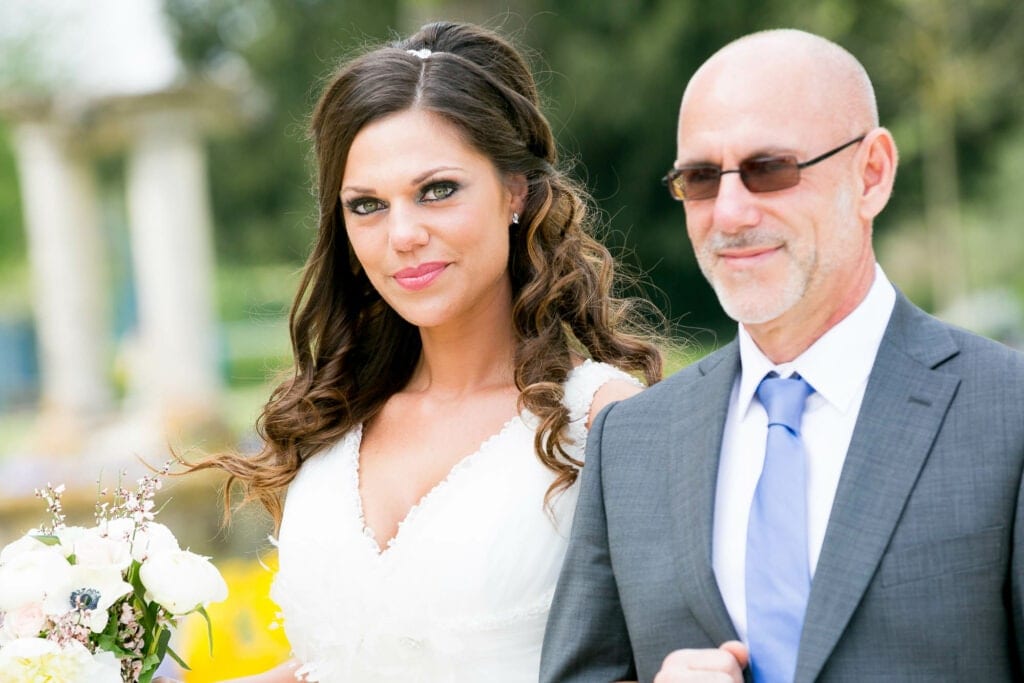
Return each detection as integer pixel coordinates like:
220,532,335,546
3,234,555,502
140,549,227,615
0,602,47,642
0,544,72,612
0,637,121,683
130,521,180,562
53,526,90,558
41,565,133,632
88,647,123,682
99,518,180,562
73,531,132,572
0,535,50,564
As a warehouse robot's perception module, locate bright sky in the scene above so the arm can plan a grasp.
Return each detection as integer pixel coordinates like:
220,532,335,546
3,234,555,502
0,0,182,99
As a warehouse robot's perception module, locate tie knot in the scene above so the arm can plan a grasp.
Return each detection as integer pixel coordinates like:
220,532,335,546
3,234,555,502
756,373,813,434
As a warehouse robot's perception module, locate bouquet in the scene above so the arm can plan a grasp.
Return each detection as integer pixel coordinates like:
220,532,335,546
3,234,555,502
0,465,228,682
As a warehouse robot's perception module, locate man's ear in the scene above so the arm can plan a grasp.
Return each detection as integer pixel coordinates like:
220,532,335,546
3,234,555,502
858,127,898,222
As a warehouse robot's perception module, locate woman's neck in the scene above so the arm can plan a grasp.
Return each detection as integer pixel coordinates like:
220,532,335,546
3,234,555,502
409,312,517,398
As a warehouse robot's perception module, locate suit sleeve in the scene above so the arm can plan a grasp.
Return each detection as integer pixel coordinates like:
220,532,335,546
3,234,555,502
1012,448,1024,675
540,402,638,682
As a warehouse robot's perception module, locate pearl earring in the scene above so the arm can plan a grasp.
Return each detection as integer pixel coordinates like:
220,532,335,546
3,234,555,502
511,212,520,225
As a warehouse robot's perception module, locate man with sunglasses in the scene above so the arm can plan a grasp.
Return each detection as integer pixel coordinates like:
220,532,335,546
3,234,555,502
542,28,1024,683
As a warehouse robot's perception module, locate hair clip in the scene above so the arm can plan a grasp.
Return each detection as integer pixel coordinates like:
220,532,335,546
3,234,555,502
407,48,432,59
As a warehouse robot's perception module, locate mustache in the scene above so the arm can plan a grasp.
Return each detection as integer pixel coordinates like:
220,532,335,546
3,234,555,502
703,229,785,253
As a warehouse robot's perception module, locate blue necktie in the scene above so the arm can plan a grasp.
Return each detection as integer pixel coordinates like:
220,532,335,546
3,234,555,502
746,373,814,683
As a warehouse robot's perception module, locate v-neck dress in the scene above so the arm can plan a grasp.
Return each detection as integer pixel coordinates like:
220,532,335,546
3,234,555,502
269,360,637,682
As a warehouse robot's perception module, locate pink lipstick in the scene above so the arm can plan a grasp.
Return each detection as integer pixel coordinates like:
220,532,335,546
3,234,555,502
393,262,447,291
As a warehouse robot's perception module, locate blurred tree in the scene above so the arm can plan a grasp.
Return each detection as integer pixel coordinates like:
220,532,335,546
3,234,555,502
0,123,25,274
851,0,1024,310
163,0,1024,335
524,1,782,333
526,0,1024,332
163,0,400,264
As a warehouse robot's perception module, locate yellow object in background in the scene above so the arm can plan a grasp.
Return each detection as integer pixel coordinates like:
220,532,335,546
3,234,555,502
175,552,290,682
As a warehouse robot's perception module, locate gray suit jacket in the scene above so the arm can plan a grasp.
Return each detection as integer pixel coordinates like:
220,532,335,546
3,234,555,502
541,294,1024,682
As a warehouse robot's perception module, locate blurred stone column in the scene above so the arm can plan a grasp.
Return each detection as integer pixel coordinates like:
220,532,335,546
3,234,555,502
124,108,222,433
10,120,112,450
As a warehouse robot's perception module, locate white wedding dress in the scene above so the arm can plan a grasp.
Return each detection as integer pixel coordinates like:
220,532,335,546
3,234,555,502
270,360,636,682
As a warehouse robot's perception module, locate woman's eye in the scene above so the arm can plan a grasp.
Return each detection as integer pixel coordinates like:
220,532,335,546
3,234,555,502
421,181,458,202
346,197,386,215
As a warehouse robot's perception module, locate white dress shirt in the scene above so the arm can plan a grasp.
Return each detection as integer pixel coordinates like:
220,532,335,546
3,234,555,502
712,264,896,641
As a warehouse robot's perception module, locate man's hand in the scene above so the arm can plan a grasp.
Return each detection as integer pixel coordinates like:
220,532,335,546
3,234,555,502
653,641,749,682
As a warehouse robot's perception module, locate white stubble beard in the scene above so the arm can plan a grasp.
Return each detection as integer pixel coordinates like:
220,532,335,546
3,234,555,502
696,185,859,326
696,227,815,325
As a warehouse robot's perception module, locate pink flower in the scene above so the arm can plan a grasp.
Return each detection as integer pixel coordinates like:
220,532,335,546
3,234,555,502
0,603,47,641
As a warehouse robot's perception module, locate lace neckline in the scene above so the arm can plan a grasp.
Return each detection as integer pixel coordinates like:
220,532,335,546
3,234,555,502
347,414,525,558
341,360,615,558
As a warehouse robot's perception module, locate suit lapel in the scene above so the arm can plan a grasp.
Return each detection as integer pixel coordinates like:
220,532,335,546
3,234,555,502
669,342,741,646
796,295,961,682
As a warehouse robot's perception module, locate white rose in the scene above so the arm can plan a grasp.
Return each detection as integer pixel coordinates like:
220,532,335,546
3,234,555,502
140,549,227,615
41,565,133,632
74,530,132,571
0,637,120,683
0,544,71,612
0,602,47,642
130,521,180,562
53,526,90,558
0,534,50,563
99,518,180,562
85,647,122,683
0,637,61,682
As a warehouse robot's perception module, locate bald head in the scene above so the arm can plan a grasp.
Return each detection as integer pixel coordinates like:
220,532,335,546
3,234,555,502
679,29,877,150
674,29,899,361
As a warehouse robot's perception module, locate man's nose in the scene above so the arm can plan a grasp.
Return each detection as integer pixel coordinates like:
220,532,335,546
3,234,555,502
711,173,761,234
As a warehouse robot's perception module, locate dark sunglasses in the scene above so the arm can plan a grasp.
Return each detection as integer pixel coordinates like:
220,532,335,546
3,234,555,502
663,135,866,201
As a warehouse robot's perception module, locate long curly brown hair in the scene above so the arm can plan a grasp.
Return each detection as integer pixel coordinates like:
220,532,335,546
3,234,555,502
196,21,662,527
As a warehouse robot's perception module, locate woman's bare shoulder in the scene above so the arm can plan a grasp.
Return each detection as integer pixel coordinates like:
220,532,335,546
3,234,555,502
587,378,643,428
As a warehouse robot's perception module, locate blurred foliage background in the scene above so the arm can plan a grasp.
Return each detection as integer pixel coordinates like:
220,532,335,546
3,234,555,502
0,0,1021,385
156,0,1024,336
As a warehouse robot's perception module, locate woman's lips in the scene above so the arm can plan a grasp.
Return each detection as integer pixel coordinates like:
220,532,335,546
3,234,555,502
393,262,448,290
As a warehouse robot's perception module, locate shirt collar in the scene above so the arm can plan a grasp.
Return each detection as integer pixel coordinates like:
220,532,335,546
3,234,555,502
735,263,896,416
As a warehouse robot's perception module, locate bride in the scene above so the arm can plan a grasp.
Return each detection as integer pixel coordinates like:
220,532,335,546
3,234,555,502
189,21,662,682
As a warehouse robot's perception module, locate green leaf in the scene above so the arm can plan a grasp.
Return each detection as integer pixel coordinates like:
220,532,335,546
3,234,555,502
31,534,60,546
94,634,132,658
133,595,155,634
101,602,123,638
197,605,215,656
136,626,172,683
154,626,172,660
139,651,162,683
165,644,191,670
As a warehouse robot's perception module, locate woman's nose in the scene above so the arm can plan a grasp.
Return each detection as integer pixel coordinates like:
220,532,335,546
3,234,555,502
386,205,429,252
